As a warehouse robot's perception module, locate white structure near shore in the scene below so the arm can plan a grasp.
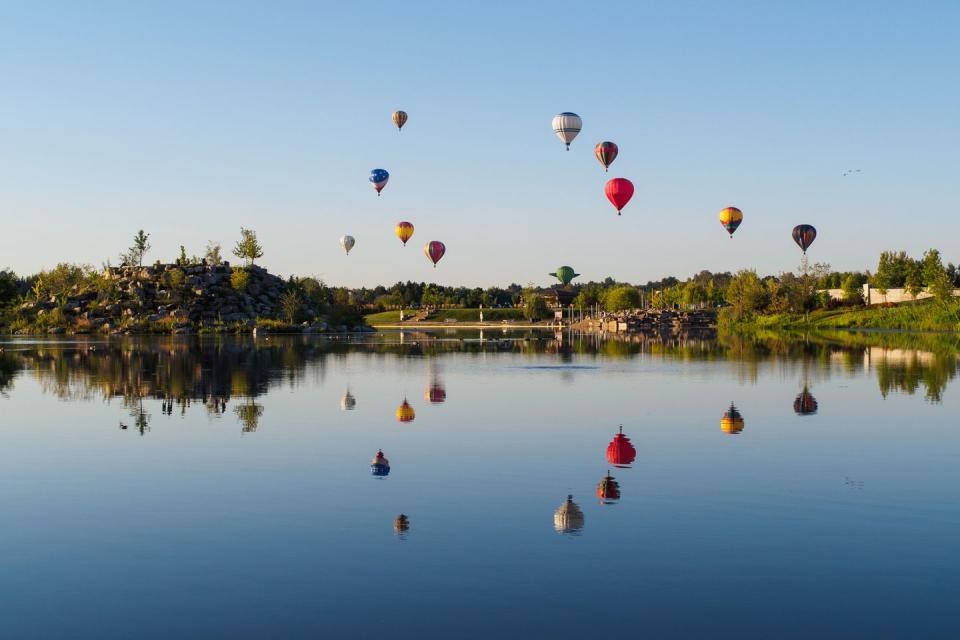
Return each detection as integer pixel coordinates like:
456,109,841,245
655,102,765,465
822,284,960,305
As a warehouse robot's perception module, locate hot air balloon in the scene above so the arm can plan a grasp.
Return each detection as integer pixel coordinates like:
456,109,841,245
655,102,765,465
552,112,582,150
792,224,817,254
607,426,637,467
595,141,618,172
425,380,446,404
395,399,415,423
794,387,819,416
340,235,355,255
394,514,410,534
719,207,743,238
549,266,580,285
597,471,621,505
605,178,634,215
720,403,745,434
424,241,445,268
392,110,408,131
369,169,389,196
340,390,356,411
371,450,390,477
554,495,585,534
395,221,414,246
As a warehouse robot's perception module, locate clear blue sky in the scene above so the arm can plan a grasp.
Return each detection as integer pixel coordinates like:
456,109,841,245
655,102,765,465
1,1,958,287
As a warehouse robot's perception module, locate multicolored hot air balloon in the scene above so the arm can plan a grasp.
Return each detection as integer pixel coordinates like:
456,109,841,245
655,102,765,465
394,514,410,534
606,426,637,468
605,178,634,215
549,266,580,285
553,495,585,534
792,224,817,254
369,169,389,196
719,207,743,238
595,141,618,172
425,380,446,404
395,221,414,246
597,471,621,505
340,235,355,255
424,241,446,268
395,399,415,423
371,450,390,477
552,112,582,150
794,387,819,416
392,110,408,131
720,403,745,434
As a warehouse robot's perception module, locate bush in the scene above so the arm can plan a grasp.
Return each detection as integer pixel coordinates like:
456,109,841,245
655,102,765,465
604,286,641,312
523,294,550,320
231,267,250,292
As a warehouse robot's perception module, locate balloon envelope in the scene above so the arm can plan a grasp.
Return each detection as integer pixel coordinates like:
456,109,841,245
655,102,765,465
607,427,637,467
369,169,389,195
605,178,634,215
552,112,582,149
396,399,415,423
392,110,407,130
792,224,817,253
424,241,446,267
595,141,618,171
550,266,580,285
719,207,743,237
339,235,355,255
395,221,414,246
721,403,745,434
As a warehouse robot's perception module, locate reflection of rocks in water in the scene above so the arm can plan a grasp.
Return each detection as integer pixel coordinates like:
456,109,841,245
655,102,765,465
235,401,264,433
793,388,819,416
607,426,637,467
395,399,415,423
340,390,357,411
554,495,584,534
597,472,620,504
721,403,745,434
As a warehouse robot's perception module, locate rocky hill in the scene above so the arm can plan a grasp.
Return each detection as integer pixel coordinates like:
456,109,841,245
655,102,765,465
13,262,342,335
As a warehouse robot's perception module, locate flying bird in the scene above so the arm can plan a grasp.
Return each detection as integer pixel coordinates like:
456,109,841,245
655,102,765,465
842,169,862,177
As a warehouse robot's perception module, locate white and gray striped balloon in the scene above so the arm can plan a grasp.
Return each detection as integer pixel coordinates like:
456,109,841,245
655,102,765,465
340,235,355,255
552,112,582,149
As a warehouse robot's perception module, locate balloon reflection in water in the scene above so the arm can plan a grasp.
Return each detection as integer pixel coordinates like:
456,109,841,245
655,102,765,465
554,495,585,534
794,387,819,416
394,514,410,535
371,450,390,477
340,390,356,411
425,380,446,404
606,425,637,468
395,399,416,423
720,403,745,434
597,471,621,505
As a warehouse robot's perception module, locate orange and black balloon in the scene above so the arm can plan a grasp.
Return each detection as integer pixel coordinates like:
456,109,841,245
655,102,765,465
792,224,817,254
595,141,618,172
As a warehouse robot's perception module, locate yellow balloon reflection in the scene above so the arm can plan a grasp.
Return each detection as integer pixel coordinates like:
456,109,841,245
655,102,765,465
720,402,744,434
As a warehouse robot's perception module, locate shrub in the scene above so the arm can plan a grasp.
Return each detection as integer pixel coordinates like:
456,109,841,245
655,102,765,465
604,285,642,312
231,268,249,292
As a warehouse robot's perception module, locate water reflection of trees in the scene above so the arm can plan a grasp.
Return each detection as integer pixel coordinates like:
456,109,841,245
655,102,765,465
1,331,957,418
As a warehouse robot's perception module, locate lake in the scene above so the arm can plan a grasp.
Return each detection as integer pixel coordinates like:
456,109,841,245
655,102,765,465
1,331,958,639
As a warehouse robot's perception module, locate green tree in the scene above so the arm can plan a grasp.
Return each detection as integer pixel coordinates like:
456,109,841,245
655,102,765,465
205,241,223,265
905,261,924,299
921,249,945,287
0,269,20,308
233,228,264,266
523,293,550,320
279,290,302,323
604,286,641,311
928,270,956,305
122,230,151,267
841,274,864,304
724,270,769,318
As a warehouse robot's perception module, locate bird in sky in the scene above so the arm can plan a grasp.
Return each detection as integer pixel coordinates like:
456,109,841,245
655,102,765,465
842,169,862,177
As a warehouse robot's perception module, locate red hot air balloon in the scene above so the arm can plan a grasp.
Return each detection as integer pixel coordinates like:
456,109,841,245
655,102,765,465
606,426,636,467
604,178,634,215
424,241,446,268
595,141,618,172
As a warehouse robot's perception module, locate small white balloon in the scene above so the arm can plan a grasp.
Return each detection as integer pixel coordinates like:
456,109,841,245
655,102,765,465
340,235,355,255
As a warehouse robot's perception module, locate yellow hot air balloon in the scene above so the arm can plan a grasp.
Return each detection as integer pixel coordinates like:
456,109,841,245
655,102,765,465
395,399,415,423
719,207,743,238
392,110,408,131
395,221,414,246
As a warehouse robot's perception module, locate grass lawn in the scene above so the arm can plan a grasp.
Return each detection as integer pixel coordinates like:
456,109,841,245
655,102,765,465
736,299,960,332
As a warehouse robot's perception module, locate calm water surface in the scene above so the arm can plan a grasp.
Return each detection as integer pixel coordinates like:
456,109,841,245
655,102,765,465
1,331,958,639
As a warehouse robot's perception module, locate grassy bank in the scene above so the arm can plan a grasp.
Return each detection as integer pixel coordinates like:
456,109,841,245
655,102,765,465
365,308,526,325
723,299,960,333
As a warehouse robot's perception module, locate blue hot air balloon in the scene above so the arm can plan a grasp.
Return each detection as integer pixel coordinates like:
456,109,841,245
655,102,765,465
369,169,389,196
